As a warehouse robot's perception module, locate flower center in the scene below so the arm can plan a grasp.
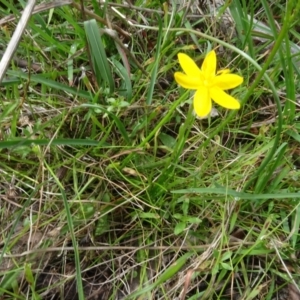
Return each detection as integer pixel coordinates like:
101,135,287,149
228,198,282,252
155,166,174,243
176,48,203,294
203,79,210,87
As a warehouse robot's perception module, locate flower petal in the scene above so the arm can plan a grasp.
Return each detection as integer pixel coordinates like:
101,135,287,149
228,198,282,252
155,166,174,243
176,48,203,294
210,87,241,109
201,50,216,79
174,72,202,89
177,53,202,78
217,69,231,75
212,74,243,90
193,87,212,117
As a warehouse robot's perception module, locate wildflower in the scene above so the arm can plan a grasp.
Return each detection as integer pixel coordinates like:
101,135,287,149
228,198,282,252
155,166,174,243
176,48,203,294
174,50,243,117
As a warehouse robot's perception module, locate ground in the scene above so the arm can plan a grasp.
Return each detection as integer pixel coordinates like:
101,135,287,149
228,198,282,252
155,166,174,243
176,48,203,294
0,0,300,299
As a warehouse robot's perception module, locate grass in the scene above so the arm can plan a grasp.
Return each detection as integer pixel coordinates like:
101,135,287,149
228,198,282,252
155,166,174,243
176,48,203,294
1,0,300,299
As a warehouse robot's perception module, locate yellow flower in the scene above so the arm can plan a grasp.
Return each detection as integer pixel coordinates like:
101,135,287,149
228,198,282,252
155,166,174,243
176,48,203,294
174,50,243,117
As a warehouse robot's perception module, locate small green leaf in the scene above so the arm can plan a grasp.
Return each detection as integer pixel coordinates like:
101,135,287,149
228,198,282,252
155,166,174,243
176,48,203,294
156,252,193,285
185,216,202,224
24,263,34,285
174,221,186,235
139,212,160,219
221,251,233,261
159,133,177,148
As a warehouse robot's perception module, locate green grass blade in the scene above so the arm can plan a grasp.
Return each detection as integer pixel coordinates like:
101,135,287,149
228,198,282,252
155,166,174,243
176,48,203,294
282,35,296,122
230,0,255,57
254,143,288,193
172,187,300,200
127,252,193,299
260,0,295,123
146,14,163,105
111,57,132,100
45,162,84,300
5,69,91,99
0,182,45,270
0,138,102,149
81,104,130,144
84,19,114,94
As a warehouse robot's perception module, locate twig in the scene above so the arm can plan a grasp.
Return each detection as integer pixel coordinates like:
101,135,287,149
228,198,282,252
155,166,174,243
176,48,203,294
0,50,42,72
71,1,130,39
0,0,36,83
0,0,73,26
